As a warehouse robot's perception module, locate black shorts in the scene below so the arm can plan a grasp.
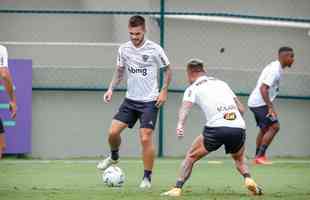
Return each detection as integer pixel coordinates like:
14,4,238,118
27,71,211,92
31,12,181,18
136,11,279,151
249,105,279,129
0,118,4,134
113,98,159,130
203,126,246,154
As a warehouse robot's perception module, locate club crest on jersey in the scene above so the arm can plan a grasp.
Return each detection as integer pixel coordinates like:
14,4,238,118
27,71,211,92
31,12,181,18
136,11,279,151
142,54,149,62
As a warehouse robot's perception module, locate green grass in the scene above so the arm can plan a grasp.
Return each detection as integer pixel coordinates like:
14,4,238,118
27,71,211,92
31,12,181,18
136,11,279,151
0,158,310,200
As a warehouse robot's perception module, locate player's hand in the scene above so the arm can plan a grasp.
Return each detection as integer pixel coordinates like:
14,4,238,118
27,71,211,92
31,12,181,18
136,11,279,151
155,90,168,108
103,89,113,103
9,101,17,119
176,124,184,139
266,106,277,120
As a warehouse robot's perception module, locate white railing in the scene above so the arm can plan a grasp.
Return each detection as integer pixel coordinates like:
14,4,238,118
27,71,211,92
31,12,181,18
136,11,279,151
159,15,310,29
0,41,121,47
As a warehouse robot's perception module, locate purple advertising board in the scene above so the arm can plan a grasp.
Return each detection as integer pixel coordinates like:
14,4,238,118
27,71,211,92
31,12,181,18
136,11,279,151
0,59,32,154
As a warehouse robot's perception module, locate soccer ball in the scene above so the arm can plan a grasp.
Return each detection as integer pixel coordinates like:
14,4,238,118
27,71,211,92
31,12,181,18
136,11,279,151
102,166,125,187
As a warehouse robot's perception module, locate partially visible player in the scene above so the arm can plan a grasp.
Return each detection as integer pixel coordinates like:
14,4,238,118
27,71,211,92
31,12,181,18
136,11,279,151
97,16,172,188
0,45,17,159
248,47,294,165
162,59,262,197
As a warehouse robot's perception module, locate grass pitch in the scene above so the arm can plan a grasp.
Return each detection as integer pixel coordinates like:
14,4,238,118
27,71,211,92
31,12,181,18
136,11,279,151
0,158,310,200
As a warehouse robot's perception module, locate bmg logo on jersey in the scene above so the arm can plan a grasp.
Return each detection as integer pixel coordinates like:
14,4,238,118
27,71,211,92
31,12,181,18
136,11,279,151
128,66,148,76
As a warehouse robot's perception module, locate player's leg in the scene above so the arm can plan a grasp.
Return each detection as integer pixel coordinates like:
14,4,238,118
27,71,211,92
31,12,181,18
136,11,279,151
250,106,266,157
176,135,208,186
261,123,280,146
97,99,138,170
139,128,155,188
0,119,5,159
225,127,262,195
138,101,158,188
256,122,280,164
162,135,208,196
0,133,5,159
97,120,128,170
232,145,249,176
108,119,128,160
250,106,278,164
255,127,267,157
231,145,262,195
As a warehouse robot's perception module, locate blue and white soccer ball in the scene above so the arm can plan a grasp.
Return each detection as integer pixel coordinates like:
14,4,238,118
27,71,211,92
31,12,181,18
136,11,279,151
102,166,125,187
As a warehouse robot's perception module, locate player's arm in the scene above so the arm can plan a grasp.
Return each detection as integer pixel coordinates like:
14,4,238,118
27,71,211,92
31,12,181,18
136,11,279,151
234,97,245,116
103,65,125,103
103,46,125,103
0,68,16,119
224,82,245,115
260,83,276,117
161,65,172,92
155,65,172,107
108,65,126,91
176,101,193,138
259,68,279,117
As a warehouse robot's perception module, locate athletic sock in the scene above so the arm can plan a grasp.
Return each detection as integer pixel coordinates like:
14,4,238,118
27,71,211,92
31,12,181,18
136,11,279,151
143,170,152,182
255,148,259,157
175,180,184,189
111,149,119,161
243,173,251,179
257,144,268,157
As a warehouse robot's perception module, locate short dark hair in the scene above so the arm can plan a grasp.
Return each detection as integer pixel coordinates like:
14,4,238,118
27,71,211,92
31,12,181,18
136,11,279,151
129,15,145,28
278,46,293,54
187,59,204,72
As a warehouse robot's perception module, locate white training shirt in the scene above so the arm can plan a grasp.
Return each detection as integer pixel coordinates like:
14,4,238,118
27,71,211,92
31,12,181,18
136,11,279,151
117,40,170,102
0,45,8,68
248,60,283,107
183,76,245,129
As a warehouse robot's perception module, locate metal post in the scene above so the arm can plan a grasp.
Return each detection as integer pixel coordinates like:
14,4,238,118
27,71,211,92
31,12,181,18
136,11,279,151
158,0,165,157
